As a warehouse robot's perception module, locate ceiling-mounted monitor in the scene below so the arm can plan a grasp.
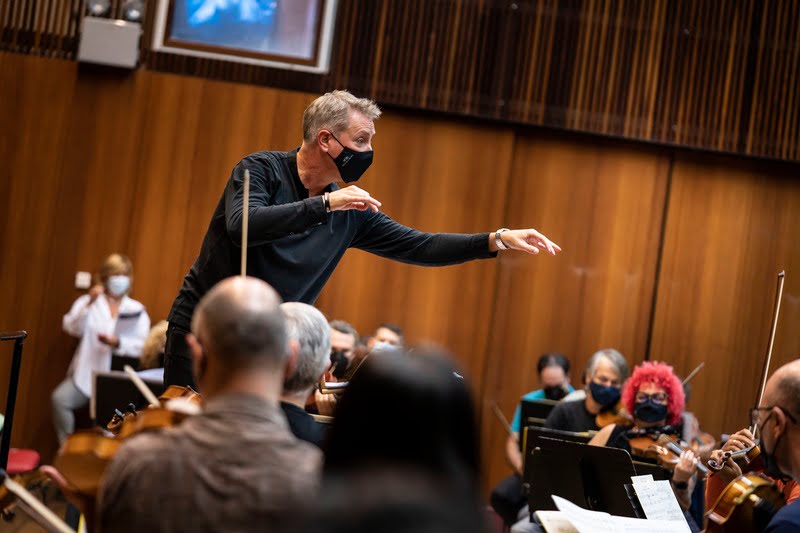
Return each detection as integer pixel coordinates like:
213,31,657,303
152,0,337,73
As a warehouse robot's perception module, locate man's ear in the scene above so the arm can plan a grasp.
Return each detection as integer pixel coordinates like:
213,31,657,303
283,339,300,384
187,333,205,383
317,130,333,153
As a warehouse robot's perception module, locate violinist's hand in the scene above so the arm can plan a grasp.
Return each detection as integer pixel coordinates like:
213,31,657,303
490,228,562,256
722,428,756,454
88,284,104,304
98,333,120,348
673,450,699,484
40,465,96,523
709,449,743,485
315,390,337,416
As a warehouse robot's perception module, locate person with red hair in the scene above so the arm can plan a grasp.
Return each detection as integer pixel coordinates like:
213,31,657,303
590,361,701,511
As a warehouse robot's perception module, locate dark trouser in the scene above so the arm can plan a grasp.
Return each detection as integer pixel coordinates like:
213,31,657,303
490,474,527,527
164,323,196,389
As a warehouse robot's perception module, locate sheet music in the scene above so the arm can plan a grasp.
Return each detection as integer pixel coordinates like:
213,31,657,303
631,478,690,530
535,511,580,533
550,495,691,533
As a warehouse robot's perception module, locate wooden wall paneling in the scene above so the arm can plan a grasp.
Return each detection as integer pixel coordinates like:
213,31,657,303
479,135,670,494
315,113,514,398
648,154,800,439
0,53,77,452
125,72,206,323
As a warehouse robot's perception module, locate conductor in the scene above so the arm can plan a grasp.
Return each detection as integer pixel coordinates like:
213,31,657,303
164,90,561,387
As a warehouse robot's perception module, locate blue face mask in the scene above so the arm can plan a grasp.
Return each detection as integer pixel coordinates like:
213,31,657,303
107,275,130,297
634,399,668,423
589,381,621,408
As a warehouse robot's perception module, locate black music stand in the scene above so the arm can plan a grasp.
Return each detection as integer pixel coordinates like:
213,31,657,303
0,331,27,471
526,437,638,519
92,371,164,427
520,398,558,427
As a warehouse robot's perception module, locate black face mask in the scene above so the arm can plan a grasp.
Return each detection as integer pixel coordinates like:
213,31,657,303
330,350,350,379
328,132,373,183
589,381,621,408
544,385,567,401
634,399,669,423
761,413,790,480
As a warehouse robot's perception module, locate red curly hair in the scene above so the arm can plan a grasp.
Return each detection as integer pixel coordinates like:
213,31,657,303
622,361,685,426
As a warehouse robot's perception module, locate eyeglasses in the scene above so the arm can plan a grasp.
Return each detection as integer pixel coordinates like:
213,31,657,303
635,392,669,405
750,406,798,429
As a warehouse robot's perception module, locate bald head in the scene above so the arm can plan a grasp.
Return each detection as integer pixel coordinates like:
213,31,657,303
192,277,287,369
765,359,800,417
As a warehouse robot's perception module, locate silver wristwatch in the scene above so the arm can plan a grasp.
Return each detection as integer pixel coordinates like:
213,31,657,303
495,228,510,250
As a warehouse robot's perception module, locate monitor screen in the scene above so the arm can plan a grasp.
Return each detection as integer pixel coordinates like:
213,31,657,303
152,0,337,73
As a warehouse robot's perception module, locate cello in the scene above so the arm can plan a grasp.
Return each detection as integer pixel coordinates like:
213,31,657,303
705,271,787,531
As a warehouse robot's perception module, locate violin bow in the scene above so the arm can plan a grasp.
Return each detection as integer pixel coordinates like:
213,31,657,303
241,168,250,277
751,271,786,435
124,365,162,408
492,402,518,441
682,362,705,386
2,473,75,533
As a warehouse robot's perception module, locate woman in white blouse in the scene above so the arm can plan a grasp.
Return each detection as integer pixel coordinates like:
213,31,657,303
52,254,150,443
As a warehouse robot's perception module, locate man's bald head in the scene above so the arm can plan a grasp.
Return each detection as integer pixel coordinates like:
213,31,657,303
765,359,800,417
191,277,287,369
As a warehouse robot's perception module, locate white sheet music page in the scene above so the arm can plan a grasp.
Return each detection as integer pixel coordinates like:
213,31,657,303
630,477,691,531
550,495,691,533
535,510,580,533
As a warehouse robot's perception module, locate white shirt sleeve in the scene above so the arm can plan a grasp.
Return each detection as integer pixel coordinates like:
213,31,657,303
116,308,150,357
63,295,92,338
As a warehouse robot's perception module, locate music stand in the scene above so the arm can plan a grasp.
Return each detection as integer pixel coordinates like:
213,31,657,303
526,437,638,519
520,398,558,428
91,371,164,427
0,331,26,471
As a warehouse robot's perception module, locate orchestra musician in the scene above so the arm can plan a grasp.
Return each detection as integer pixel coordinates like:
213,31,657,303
43,277,321,533
588,362,701,521
494,349,629,527
707,360,800,532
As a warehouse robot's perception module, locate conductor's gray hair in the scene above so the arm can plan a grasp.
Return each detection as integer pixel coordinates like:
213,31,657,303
586,349,629,381
281,302,332,394
302,90,381,142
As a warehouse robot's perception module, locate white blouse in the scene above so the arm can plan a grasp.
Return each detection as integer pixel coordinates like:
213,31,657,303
62,294,151,396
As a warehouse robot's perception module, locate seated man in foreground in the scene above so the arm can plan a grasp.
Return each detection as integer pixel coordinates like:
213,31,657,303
46,277,321,532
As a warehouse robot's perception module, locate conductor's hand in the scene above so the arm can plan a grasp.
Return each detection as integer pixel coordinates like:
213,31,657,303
329,186,382,213
496,228,562,256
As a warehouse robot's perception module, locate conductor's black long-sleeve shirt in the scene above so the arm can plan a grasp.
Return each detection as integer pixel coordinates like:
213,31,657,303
167,149,497,328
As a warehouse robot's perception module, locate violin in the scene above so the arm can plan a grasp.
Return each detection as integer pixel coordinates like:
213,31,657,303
106,385,203,434
706,474,785,532
627,427,710,477
55,382,202,497
596,400,633,428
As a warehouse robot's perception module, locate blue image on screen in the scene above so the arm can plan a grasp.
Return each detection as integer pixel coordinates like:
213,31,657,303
171,0,280,55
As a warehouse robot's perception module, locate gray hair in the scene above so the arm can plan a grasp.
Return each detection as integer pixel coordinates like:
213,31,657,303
192,277,287,369
281,302,332,394
586,349,629,381
302,90,381,142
